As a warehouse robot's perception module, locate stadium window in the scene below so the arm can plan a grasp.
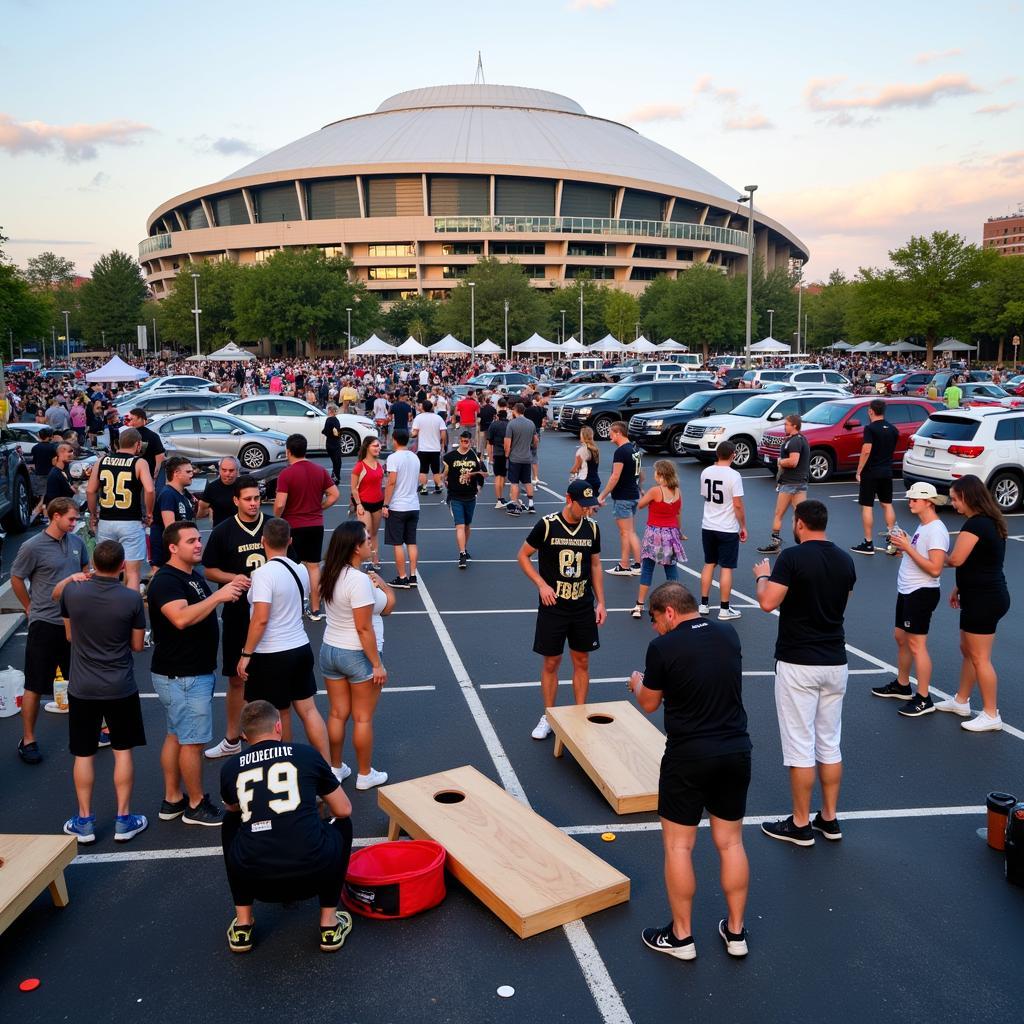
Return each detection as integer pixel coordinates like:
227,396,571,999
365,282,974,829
368,266,417,280
367,243,416,257
441,242,483,255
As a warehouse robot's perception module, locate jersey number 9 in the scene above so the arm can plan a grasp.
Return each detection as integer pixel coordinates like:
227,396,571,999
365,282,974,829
235,762,300,822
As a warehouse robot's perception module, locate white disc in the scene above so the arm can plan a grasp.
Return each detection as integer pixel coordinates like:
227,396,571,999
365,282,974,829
497,985,515,998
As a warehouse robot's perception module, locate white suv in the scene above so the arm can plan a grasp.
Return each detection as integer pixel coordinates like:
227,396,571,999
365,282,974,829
681,391,837,468
902,408,1024,512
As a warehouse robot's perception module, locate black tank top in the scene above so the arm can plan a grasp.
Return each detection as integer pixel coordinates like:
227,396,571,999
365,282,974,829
96,454,144,521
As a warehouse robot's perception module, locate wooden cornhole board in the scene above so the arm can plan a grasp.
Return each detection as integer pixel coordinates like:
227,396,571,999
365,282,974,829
546,700,666,815
0,834,77,937
378,765,629,938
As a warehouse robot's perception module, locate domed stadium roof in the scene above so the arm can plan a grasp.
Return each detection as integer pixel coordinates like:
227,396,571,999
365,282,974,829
223,83,737,201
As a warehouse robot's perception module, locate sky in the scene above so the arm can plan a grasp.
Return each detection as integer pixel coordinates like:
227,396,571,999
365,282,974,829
2,0,1022,283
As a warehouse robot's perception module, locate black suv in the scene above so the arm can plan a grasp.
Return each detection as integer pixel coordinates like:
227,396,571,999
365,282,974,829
628,389,755,455
0,429,34,536
559,380,710,440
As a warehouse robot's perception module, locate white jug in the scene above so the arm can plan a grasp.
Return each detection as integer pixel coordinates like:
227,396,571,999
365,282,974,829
0,666,25,718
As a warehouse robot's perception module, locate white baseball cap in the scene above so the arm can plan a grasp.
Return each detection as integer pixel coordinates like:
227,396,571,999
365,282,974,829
904,482,948,505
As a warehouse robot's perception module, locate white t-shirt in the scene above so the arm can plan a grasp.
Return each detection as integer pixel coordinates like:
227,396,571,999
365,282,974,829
411,412,445,452
419,369,430,386
897,517,949,594
248,557,310,653
700,464,744,533
373,397,390,420
434,394,449,415
324,567,387,652
385,449,421,512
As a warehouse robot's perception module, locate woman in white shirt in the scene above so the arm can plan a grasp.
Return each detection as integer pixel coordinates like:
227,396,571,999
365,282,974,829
320,520,395,790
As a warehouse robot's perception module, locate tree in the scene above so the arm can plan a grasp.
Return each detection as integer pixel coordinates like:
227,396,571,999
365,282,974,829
803,270,853,349
603,288,641,342
972,253,1024,364
159,260,245,350
641,266,744,357
381,294,441,342
79,250,148,350
0,264,52,354
753,264,799,345
25,251,76,290
543,275,607,344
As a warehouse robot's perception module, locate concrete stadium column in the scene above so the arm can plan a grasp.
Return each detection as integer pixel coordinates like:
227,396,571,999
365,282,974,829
241,189,256,224
200,198,215,229
356,177,367,218
295,181,308,220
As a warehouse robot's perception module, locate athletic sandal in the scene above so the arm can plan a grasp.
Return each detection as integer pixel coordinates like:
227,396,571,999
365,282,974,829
227,918,254,953
630,603,643,619
320,910,353,952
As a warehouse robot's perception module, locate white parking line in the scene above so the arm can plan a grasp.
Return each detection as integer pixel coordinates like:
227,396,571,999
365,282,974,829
138,685,434,699
479,668,887,690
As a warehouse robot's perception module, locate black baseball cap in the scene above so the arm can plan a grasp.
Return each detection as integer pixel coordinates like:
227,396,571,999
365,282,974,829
459,429,472,439
567,479,599,507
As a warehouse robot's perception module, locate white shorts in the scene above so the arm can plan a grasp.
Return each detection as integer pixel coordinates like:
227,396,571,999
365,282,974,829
773,660,848,768
96,519,147,563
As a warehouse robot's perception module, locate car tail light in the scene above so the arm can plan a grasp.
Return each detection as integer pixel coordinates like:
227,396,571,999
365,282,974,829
949,445,985,459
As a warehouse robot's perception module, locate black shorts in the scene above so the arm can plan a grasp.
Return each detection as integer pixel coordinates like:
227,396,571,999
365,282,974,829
222,607,251,677
507,461,532,485
658,750,751,826
244,645,317,709
24,620,71,695
533,605,600,657
289,524,325,564
385,508,419,547
959,586,1010,636
701,529,740,570
68,692,146,757
418,451,441,475
894,587,941,635
492,454,508,478
859,474,893,506
361,499,385,513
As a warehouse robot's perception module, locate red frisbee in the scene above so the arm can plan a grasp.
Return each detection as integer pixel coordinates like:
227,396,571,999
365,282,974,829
19,978,40,992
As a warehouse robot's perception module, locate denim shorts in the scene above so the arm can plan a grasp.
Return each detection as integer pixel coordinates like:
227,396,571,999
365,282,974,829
96,518,147,562
613,498,639,520
319,642,378,683
776,483,807,496
151,672,215,745
449,498,476,526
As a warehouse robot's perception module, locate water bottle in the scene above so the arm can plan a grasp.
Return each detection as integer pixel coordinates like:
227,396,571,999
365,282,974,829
52,667,69,712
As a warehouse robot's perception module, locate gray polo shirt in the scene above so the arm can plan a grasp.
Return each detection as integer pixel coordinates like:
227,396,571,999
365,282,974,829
506,416,537,464
11,529,89,625
60,576,146,699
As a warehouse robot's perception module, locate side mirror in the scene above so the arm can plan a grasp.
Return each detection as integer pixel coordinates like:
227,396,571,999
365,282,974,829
844,421,861,430
231,428,245,436
767,412,783,421
306,410,317,417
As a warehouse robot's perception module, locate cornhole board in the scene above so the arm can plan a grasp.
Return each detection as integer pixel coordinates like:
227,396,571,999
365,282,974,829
378,765,629,938
546,700,666,815
0,833,77,937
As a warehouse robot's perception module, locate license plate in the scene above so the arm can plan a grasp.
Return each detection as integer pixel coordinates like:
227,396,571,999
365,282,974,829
924,447,935,458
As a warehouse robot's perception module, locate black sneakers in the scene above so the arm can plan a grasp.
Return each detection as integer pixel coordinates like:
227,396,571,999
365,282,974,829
227,917,254,953
158,796,188,821
641,923,696,961
389,576,411,589
718,919,749,957
871,679,913,700
320,910,354,952
811,812,842,840
182,794,224,827
898,693,935,717
761,816,814,846
850,540,875,555
458,552,468,570
17,740,42,765
408,575,418,588
757,537,782,553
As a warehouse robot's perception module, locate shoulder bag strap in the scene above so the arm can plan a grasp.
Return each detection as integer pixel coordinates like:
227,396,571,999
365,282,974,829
271,556,306,603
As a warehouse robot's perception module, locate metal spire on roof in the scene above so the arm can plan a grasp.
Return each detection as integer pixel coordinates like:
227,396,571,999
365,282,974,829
474,51,485,84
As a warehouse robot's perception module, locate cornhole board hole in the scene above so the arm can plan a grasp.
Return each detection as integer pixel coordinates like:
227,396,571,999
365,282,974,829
546,701,665,815
378,765,629,938
0,834,77,937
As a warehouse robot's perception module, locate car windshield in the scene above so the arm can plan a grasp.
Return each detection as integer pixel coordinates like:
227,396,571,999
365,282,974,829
674,391,720,411
729,397,775,418
969,385,1009,397
593,385,632,402
558,385,589,400
801,402,851,425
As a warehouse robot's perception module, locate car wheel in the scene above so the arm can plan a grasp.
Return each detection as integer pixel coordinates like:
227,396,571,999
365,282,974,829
593,416,614,441
239,444,269,471
731,436,755,469
339,429,360,457
668,429,688,457
1,472,31,533
808,449,835,483
989,471,1022,513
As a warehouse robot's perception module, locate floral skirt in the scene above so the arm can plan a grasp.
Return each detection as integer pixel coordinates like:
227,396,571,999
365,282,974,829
640,526,687,565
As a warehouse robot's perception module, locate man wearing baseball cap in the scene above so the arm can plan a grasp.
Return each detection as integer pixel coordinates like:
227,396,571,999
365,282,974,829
872,482,949,717
516,479,606,740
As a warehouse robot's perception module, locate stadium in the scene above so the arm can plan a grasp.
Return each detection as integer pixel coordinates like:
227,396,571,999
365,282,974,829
140,83,809,303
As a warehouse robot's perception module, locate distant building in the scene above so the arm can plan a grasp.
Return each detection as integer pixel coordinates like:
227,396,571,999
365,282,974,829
983,210,1024,257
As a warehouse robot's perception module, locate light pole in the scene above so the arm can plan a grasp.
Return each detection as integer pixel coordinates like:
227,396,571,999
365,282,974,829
62,310,70,361
578,282,584,346
190,272,201,357
635,321,641,341
560,309,566,345
795,267,803,354
346,307,352,360
504,299,510,358
767,308,774,339
152,317,157,352
468,281,476,352
738,185,758,367
101,330,106,348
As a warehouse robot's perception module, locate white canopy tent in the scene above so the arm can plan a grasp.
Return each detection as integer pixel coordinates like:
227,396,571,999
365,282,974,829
829,341,853,351
658,339,688,351
512,332,561,353
589,334,624,353
560,336,585,353
429,335,472,354
934,338,977,352
396,336,430,355
85,355,148,382
750,337,791,353
186,341,256,362
348,334,395,356
625,335,658,353
848,341,877,353
890,341,927,353
474,339,503,354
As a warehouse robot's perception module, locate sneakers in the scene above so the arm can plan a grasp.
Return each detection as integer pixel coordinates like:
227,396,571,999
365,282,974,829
760,816,815,846
527,503,537,514
630,603,643,619
698,602,710,616
607,563,633,576
718,919,749,957
810,812,842,840
158,796,188,821
98,730,111,749
458,552,468,570
417,485,428,495
898,693,935,717
63,814,96,844
227,917,254,954
718,608,742,621
371,562,384,573
850,540,875,555
408,575,418,588
757,537,781,553
205,737,242,759
389,576,411,589
332,763,352,784
355,768,388,790
182,794,224,826
305,609,325,622
641,924,696,961
630,562,642,575
961,710,1003,732
431,487,442,496
494,500,506,509
115,813,149,842
531,715,552,740
17,740,42,765
934,696,972,717
871,679,913,700
320,910,353,952
505,502,522,516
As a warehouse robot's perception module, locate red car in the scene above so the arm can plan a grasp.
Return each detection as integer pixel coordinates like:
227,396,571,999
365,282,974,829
878,371,935,396
758,396,945,483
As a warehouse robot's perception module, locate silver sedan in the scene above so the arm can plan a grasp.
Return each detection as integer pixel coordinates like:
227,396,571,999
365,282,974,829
153,412,289,471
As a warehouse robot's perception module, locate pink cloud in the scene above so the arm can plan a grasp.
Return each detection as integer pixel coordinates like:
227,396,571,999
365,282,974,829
0,114,152,161
976,102,1018,115
567,0,614,9
626,103,686,123
914,48,963,64
805,74,982,112
693,76,738,102
724,113,773,131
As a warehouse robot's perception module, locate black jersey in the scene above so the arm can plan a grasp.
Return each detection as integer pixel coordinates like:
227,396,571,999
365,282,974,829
202,513,267,578
95,454,144,521
525,512,601,612
220,740,341,876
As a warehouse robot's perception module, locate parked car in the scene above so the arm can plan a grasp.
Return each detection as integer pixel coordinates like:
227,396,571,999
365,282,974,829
113,389,237,420
759,396,945,482
761,382,850,396
40,368,79,381
902,408,1024,511
0,431,34,532
220,396,376,457
878,371,935,396
957,383,1024,409
548,383,616,428
129,375,217,396
931,369,992,393
627,389,756,455
153,412,289,471
771,369,852,390
466,372,540,393
559,379,711,440
3,423,99,480
682,391,838,468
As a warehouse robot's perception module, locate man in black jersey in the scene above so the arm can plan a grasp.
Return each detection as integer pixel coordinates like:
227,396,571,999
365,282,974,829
220,700,354,954
202,476,264,760
517,479,606,740
86,428,155,592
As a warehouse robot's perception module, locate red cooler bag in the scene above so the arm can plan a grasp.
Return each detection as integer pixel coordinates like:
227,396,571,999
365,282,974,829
342,840,446,919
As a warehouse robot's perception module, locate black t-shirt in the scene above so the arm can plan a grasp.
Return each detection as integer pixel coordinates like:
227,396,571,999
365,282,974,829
322,416,342,449
486,416,509,451
220,740,341,877
479,403,496,431
391,400,412,430
524,404,546,433
525,512,601,612
45,466,74,504
443,448,485,500
31,441,57,477
770,540,856,665
201,477,239,526
643,618,751,760
863,419,898,476
147,564,219,676
137,426,165,478
611,442,642,500
778,434,810,485
150,486,198,567
956,515,1007,592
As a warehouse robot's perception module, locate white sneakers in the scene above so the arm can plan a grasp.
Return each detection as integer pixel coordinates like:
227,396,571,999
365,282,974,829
531,715,552,740
718,608,742,621
205,737,242,759
961,711,1003,733
356,768,388,790
934,697,972,717
332,763,352,784
698,603,710,616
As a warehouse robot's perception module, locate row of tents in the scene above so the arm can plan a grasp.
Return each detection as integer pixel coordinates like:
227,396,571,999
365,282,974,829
828,338,977,354
344,332,694,357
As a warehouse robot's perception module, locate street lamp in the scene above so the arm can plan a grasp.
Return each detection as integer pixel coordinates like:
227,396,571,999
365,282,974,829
504,299,510,358
767,308,774,339
794,263,804,354
737,185,758,368
62,310,71,361
560,309,566,345
635,321,641,341
190,273,201,357
346,307,352,360
578,282,584,346
101,330,106,348
468,281,476,352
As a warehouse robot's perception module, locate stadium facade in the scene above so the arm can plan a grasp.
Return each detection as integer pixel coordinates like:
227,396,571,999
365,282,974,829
140,84,808,302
